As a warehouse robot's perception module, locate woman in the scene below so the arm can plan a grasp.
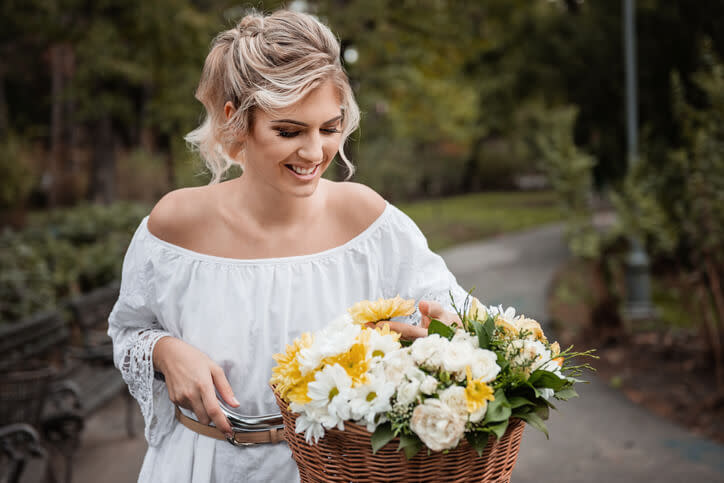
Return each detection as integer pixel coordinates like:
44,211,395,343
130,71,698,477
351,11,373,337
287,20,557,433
109,9,466,482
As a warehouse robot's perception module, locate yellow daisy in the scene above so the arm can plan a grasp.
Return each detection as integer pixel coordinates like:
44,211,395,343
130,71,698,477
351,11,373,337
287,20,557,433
465,366,495,413
347,296,415,325
270,332,313,401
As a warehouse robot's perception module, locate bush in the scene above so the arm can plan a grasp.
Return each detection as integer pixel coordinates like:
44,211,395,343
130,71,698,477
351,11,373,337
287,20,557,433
0,201,149,323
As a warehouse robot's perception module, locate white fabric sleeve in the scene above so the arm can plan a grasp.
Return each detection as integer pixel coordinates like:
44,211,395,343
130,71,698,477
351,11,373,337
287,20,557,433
385,205,470,326
108,223,175,447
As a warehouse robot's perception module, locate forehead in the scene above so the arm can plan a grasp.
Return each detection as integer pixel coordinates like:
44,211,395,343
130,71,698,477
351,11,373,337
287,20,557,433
259,80,343,123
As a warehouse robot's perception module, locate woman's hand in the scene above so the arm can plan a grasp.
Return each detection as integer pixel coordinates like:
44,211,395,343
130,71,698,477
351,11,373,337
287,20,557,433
365,300,462,340
153,336,239,437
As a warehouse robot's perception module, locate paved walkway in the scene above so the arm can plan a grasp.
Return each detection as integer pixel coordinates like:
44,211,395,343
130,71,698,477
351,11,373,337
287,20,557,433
24,222,724,482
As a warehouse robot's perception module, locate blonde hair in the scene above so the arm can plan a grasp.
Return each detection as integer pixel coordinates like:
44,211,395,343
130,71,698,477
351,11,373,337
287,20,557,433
185,9,360,184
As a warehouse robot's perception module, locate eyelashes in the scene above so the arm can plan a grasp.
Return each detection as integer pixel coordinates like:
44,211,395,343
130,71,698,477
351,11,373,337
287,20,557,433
274,128,341,138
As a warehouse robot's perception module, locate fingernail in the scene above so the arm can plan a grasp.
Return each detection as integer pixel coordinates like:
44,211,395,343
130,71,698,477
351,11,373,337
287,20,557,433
231,397,240,406
225,432,233,440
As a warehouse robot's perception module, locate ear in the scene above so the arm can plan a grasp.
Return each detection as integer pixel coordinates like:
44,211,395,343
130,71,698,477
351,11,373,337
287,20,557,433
224,101,236,121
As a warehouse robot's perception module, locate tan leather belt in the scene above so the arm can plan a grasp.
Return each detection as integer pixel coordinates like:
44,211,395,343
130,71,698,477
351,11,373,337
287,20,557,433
175,406,284,446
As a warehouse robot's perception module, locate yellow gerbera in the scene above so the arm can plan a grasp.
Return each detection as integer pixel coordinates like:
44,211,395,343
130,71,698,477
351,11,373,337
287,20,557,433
270,332,313,401
347,295,415,325
465,366,495,413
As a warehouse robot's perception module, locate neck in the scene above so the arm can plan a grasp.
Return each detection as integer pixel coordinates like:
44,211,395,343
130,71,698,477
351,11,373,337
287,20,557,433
230,174,326,230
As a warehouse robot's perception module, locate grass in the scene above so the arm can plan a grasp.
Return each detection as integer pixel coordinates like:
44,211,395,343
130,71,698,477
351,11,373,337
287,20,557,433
397,191,563,251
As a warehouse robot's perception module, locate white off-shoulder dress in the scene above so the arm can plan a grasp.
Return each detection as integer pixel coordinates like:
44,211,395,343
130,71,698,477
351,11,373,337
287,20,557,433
108,201,468,483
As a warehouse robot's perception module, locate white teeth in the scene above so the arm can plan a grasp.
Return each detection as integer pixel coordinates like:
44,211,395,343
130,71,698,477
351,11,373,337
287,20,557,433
291,165,315,175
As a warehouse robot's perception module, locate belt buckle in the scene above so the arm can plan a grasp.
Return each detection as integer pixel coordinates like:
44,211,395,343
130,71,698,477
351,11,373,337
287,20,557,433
226,431,255,447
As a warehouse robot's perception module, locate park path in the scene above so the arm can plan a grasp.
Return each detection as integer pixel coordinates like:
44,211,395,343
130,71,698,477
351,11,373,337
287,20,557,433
440,222,724,483
25,222,724,483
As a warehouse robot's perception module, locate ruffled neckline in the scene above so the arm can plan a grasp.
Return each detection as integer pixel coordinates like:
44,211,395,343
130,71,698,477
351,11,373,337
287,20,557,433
141,201,392,265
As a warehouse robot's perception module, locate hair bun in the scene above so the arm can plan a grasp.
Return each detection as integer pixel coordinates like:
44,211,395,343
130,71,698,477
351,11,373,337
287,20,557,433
237,15,265,37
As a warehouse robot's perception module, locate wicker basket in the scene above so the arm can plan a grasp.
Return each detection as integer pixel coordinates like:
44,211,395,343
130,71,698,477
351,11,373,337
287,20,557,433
273,390,525,483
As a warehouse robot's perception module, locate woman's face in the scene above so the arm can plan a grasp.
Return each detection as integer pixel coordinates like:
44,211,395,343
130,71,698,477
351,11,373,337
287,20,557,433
239,79,344,198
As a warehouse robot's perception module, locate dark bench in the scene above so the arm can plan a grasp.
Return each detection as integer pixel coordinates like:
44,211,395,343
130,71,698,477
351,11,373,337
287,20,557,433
0,310,77,483
65,281,136,437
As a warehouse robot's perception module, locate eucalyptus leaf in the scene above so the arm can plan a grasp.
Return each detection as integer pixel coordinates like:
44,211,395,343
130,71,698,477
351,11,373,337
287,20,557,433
398,433,423,459
529,370,567,391
370,423,395,454
428,319,454,339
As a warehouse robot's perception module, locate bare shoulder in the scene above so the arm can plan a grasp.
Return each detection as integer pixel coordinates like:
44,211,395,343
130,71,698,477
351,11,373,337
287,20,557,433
147,186,214,245
329,181,387,230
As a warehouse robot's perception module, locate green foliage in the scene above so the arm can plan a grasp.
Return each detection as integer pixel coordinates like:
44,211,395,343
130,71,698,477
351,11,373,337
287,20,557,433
427,319,454,340
0,201,148,323
612,41,724,270
516,104,600,258
0,134,37,210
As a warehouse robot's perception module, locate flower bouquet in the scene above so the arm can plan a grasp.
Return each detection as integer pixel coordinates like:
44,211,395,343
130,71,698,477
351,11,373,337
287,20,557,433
270,295,594,483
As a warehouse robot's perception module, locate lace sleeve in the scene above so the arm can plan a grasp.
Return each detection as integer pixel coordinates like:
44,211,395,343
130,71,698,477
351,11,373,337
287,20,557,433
384,206,470,326
108,223,175,447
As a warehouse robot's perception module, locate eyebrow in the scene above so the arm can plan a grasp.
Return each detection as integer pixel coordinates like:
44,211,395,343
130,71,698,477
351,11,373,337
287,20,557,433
270,114,343,127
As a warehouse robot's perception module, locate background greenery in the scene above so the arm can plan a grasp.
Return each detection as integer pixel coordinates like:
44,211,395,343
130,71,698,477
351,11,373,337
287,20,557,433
1,0,722,378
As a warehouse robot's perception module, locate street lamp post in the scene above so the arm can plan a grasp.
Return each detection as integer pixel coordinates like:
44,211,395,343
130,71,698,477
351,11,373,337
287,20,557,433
623,0,654,319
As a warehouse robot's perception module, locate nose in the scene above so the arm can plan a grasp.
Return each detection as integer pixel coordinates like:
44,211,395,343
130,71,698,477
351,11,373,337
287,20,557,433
297,131,324,164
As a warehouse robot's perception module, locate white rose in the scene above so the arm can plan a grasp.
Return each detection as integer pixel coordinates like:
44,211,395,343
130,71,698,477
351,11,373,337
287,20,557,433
396,378,421,406
383,349,415,386
410,334,446,370
451,329,478,349
410,399,466,452
420,376,438,395
438,385,467,418
470,348,500,383
441,340,475,381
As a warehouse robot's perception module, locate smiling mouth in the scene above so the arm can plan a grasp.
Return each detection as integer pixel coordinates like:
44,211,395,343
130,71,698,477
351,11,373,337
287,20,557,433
285,164,319,176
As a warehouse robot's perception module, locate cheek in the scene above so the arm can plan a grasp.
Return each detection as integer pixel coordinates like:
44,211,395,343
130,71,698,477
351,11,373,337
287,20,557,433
323,137,342,159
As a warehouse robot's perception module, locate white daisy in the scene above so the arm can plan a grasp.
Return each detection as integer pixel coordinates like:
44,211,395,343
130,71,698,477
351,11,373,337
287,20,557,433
307,364,353,424
349,373,395,431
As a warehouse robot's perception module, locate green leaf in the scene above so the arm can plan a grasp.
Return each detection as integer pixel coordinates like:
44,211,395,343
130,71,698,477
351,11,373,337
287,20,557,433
428,319,454,340
483,317,496,339
465,431,490,456
472,320,490,349
483,389,511,424
535,404,550,421
519,412,549,439
370,423,395,454
508,396,535,409
529,370,567,391
398,433,423,459
554,387,579,400
487,420,509,440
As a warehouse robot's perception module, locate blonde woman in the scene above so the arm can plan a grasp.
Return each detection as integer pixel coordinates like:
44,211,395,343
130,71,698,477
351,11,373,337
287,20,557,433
109,9,465,482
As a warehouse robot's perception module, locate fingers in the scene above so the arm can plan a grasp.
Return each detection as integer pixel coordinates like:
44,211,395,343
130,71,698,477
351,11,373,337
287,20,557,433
419,300,461,327
212,366,240,408
201,385,232,436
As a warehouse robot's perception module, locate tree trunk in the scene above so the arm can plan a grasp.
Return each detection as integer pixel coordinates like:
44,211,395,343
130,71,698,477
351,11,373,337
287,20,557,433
88,115,115,203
